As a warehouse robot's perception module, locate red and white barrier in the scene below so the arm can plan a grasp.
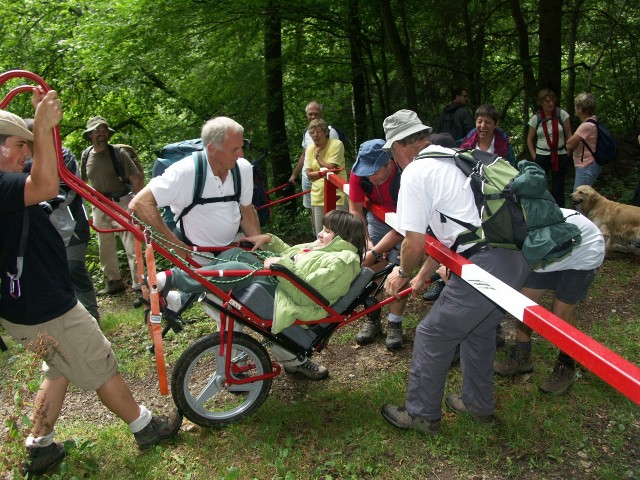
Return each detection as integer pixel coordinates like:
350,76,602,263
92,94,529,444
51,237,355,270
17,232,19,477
324,171,640,405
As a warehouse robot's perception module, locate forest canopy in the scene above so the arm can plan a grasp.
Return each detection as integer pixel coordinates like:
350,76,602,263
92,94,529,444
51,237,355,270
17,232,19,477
1,0,638,184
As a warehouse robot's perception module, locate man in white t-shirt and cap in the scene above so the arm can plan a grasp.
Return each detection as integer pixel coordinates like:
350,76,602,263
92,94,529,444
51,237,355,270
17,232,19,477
379,109,530,434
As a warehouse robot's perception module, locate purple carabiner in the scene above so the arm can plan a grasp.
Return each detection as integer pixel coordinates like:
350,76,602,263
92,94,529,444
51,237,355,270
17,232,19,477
8,274,21,299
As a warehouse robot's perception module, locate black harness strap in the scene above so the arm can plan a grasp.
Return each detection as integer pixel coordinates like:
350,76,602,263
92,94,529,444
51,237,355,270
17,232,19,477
176,151,241,246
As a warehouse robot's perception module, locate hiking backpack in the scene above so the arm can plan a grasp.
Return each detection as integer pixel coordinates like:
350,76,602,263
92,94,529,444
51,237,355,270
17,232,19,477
581,119,618,166
414,149,582,268
152,138,270,231
81,144,143,188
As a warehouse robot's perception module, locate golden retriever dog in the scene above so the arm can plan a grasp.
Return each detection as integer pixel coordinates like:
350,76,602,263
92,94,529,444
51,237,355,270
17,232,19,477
570,185,640,253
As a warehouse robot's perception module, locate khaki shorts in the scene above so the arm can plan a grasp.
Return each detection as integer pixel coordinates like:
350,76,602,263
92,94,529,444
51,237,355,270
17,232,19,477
0,302,118,390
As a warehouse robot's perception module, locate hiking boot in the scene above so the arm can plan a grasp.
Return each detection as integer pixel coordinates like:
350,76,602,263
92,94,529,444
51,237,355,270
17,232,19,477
21,442,66,476
134,409,183,449
355,311,382,345
422,279,445,301
445,393,496,426
539,361,576,395
385,321,403,350
380,404,440,435
283,359,329,380
493,345,533,376
97,279,126,296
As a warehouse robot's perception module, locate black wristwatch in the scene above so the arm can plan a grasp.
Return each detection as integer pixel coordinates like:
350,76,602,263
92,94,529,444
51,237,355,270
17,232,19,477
371,249,384,263
398,268,412,279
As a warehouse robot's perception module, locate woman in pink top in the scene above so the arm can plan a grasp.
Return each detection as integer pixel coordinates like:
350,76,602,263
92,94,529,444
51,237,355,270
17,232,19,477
566,92,601,191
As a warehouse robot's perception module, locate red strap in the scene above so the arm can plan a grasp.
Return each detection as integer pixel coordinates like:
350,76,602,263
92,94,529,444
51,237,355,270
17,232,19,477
145,243,168,395
541,109,560,172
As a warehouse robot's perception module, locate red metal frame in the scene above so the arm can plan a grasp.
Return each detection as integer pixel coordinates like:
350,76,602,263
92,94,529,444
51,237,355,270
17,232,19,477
1,70,410,396
7,70,636,406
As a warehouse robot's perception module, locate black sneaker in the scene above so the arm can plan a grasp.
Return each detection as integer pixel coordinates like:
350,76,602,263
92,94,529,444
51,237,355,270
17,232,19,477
21,442,66,476
134,409,183,449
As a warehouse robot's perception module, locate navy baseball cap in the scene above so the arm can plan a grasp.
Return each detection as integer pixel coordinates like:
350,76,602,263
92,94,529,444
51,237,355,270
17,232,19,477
351,139,389,177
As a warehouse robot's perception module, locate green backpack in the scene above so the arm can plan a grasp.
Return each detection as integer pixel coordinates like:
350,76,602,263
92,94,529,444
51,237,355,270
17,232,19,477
414,149,582,268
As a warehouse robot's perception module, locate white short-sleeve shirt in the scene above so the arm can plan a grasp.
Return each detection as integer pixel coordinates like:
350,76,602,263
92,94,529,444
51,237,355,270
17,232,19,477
536,209,604,272
396,145,481,254
149,155,254,247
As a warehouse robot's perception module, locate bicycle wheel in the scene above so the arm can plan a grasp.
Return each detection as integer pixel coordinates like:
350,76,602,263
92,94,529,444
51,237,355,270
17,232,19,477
171,331,273,427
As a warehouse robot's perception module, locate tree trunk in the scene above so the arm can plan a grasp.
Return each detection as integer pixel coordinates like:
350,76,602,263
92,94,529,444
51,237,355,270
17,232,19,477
510,0,539,130
379,0,418,111
264,0,291,188
566,0,585,119
538,0,564,103
348,0,367,149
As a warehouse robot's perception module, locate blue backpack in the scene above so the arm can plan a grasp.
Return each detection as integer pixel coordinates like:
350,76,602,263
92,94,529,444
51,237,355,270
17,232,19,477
581,119,618,166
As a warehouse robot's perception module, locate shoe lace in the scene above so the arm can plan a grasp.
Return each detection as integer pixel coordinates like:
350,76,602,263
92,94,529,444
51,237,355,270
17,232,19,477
303,359,319,371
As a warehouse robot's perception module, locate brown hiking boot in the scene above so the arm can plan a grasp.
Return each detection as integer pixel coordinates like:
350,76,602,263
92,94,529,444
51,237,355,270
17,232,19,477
380,404,440,434
539,361,576,395
385,321,403,350
134,409,182,449
355,311,382,345
493,344,534,376
97,279,126,296
445,393,496,426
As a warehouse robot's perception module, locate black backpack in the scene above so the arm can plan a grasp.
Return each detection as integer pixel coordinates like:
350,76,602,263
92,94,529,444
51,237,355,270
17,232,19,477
175,151,241,246
581,119,618,166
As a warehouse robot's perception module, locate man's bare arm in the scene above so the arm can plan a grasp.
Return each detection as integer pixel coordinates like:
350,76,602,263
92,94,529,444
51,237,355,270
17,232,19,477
25,90,62,206
239,203,261,237
129,187,189,256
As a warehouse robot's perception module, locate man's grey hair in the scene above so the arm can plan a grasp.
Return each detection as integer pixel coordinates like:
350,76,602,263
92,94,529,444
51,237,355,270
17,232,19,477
201,117,244,149
306,101,324,113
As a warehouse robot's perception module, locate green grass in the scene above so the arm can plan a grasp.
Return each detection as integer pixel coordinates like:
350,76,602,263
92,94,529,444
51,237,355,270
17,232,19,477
1,255,638,479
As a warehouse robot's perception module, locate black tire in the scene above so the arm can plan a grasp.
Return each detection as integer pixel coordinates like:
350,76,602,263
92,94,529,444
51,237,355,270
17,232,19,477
171,332,272,428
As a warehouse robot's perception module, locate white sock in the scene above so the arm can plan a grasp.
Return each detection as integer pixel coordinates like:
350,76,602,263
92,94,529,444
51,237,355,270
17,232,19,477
156,272,166,291
26,429,55,448
128,405,152,433
388,313,403,324
166,291,182,312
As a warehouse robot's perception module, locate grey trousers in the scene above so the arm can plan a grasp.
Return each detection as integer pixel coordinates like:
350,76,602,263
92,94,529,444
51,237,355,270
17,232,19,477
405,247,530,421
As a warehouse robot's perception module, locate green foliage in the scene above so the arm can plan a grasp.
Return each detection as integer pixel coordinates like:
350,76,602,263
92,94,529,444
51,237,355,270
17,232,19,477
4,0,638,174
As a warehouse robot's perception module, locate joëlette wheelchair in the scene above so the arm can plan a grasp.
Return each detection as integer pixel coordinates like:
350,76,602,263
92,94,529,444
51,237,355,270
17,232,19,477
162,256,396,428
0,71,408,429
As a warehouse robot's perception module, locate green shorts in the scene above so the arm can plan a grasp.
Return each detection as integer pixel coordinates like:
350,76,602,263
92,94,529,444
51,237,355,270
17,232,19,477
1,302,119,390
